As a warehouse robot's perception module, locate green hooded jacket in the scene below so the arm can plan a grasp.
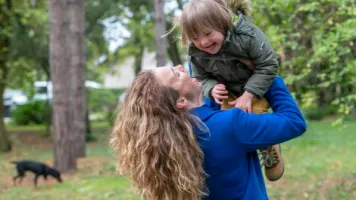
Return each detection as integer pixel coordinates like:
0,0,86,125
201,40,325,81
189,11,279,99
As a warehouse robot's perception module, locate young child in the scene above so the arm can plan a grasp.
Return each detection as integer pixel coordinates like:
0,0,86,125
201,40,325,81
181,0,284,181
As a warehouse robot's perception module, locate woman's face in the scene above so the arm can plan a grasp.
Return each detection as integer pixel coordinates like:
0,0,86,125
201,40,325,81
153,65,202,101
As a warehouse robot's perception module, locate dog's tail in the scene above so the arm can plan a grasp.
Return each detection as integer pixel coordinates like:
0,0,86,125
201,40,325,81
10,161,18,164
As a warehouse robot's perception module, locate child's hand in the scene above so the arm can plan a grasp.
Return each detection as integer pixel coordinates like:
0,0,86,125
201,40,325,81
211,84,228,104
228,91,254,113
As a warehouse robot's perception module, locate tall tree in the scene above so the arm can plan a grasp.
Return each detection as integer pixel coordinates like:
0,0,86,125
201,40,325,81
10,0,52,136
117,0,154,73
48,0,76,172
69,0,86,158
252,0,356,118
0,0,12,152
154,0,167,66
166,20,183,66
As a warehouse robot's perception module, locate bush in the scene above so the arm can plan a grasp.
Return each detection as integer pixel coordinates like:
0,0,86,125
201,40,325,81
86,133,97,142
10,88,123,126
344,108,356,121
304,106,338,121
11,100,50,125
88,88,124,123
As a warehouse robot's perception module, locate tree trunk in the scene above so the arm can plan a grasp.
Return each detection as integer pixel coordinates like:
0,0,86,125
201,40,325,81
134,47,144,75
0,0,12,152
0,86,11,152
166,20,182,66
167,41,182,66
44,82,51,137
69,0,86,158
133,32,144,74
176,0,183,10
48,0,76,172
154,0,167,67
40,58,52,137
85,108,92,140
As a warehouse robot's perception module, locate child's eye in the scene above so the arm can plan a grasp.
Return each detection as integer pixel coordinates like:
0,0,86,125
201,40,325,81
205,32,211,36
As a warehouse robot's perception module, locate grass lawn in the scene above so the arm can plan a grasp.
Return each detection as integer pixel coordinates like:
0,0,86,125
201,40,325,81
1,120,355,199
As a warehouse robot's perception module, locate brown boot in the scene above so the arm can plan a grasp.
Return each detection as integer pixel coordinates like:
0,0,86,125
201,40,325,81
259,144,284,181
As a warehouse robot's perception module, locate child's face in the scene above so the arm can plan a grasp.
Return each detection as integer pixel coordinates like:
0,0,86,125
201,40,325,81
192,29,224,55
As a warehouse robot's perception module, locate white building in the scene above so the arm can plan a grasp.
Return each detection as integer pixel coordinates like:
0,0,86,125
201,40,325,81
103,50,188,89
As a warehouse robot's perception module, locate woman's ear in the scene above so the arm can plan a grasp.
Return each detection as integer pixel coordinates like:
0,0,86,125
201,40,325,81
176,97,187,109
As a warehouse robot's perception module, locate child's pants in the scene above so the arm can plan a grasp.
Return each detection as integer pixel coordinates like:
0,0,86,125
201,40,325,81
221,93,269,114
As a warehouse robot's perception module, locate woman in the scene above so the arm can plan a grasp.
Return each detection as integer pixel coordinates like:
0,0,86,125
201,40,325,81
110,65,306,200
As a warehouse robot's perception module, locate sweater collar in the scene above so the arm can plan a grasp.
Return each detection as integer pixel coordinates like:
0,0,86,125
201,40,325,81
190,98,221,121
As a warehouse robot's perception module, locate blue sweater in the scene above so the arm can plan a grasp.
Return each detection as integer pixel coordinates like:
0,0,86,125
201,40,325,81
190,77,307,200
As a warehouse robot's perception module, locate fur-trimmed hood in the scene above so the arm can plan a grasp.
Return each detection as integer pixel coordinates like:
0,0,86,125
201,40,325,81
227,0,252,16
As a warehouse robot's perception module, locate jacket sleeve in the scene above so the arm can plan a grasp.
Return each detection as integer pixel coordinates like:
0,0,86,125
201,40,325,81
231,77,306,152
243,26,279,98
190,57,219,99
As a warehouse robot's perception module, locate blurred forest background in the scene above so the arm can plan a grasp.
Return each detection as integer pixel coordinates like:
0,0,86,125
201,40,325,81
0,0,355,199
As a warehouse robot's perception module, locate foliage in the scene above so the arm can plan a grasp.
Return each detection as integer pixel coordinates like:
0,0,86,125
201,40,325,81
3,0,356,124
303,105,338,121
3,0,182,94
87,87,123,125
252,0,356,119
10,100,50,125
85,0,125,82
88,87,123,113
6,0,130,89
6,0,49,89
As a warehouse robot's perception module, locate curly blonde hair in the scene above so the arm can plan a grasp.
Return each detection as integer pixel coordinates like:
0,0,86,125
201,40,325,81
110,70,207,200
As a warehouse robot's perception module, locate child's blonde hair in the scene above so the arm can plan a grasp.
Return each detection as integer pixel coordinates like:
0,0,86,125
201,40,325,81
181,0,252,46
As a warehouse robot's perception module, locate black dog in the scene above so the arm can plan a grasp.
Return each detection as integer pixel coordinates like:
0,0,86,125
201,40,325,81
11,160,63,187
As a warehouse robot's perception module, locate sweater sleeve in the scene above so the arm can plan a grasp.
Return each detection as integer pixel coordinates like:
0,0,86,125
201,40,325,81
232,77,306,151
190,57,219,100
243,26,279,98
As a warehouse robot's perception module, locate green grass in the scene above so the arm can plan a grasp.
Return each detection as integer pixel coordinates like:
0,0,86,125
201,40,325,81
1,176,139,200
0,128,139,199
266,120,356,199
5,123,47,132
1,120,356,199
5,120,110,132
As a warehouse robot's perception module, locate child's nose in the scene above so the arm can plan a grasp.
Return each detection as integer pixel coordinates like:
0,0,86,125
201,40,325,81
201,37,209,46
